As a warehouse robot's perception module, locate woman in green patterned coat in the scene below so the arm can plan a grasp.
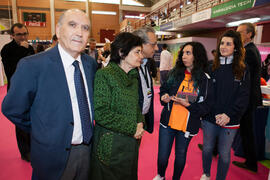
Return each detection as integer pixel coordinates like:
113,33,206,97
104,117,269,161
91,32,145,180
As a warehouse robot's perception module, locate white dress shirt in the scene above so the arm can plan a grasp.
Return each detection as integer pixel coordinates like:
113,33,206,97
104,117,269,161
58,44,92,144
160,49,173,71
139,59,152,115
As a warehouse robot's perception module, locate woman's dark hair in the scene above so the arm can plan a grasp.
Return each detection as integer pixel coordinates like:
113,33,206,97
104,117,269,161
110,32,143,64
167,41,208,89
213,30,245,80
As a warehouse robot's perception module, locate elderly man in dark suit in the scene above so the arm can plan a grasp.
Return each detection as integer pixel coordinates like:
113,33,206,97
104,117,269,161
2,9,96,180
233,22,262,173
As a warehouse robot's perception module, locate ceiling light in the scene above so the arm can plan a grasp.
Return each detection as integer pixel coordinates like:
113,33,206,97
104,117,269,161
226,18,261,27
180,2,184,8
92,11,117,15
125,15,145,19
177,34,181,38
64,0,144,6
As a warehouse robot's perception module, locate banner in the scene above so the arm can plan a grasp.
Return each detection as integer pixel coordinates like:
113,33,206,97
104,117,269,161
23,12,46,27
211,0,255,18
254,0,270,6
192,9,211,23
160,21,173,31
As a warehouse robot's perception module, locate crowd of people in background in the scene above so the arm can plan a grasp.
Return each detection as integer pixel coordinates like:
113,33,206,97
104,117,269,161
1,8,269,180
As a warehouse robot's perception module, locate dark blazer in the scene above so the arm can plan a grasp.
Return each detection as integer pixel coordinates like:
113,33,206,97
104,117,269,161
1,39,35,90
245,42,262,108
1,45,96,180
138,60,154,133
85,48,98,61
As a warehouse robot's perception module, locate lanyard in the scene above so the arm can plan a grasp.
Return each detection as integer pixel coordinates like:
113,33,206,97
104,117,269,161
140,65,150,88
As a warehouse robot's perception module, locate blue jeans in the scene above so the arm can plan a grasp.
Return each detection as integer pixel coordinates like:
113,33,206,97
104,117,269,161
202,120,237,180
157,125,192,180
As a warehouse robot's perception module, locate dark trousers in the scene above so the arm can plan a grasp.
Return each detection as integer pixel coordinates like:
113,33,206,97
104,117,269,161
15,126,31,158
157,125,192,180
202,120,237,180
240,106,257,169
61,144,91,180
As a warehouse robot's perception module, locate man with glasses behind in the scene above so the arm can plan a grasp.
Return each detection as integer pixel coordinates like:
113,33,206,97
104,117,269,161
133,26,158,134
1,23,34,162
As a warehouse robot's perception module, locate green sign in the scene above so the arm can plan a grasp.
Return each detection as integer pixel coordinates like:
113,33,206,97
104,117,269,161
211,0,255,18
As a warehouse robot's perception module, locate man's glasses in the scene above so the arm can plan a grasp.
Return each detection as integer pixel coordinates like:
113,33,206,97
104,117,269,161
148,42,157,47
14,32,29,37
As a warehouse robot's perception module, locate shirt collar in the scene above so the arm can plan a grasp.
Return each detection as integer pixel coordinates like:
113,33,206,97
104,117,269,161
89,49,96,53
220,55,233,64
244,41,252,47
141,58,148,66
58,44,82,68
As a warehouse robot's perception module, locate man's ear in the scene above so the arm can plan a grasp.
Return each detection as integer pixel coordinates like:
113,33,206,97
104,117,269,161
247,31,252,40
56,24,60,40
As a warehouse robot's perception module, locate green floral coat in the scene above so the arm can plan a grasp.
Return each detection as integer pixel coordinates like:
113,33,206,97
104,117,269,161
91,62,144,180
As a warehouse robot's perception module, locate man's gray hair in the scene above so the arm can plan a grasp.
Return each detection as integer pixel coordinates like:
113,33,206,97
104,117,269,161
239,22,256,39
57,9,87,26
133,26,155,44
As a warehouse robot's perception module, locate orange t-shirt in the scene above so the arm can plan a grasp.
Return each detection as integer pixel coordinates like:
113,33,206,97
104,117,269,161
168,71,198,132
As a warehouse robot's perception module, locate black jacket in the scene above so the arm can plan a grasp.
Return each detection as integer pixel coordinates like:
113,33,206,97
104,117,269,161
159,71,214,136
1,39,35,89
245,42,262,108
204,62,250,127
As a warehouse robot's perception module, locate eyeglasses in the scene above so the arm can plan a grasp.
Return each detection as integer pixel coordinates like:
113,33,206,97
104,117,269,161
147,42,157,47
14,32,29,37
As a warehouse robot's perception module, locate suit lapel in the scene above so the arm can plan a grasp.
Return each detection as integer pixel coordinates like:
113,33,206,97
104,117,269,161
47,46,73,114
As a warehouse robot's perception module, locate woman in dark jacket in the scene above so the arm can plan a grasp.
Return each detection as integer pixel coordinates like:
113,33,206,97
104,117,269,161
200,30,250,180
153,42,214,180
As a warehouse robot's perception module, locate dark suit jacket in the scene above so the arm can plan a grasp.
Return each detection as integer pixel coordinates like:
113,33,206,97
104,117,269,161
85,48,98,61
1,45,96,180
245,42,262,108
138,60,154,133
1,39,35,90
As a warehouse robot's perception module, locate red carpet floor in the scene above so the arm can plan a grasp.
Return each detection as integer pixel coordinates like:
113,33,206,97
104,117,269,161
0,85,269,180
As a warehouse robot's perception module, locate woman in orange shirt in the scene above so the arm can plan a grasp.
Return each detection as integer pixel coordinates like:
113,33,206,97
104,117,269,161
153,42,214,180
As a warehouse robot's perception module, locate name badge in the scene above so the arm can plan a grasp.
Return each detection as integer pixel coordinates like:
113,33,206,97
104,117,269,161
147,90,152,98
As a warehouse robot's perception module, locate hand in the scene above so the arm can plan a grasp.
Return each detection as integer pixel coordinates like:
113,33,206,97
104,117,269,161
215,113,230,126
171,96,190,107
20,41,29,48
98,49,102,56
134,122,144,139
161,93,171,103
98,49,105,61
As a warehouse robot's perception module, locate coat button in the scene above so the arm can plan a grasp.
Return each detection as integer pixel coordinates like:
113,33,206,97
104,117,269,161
65,148,70,151
70,122,74,126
